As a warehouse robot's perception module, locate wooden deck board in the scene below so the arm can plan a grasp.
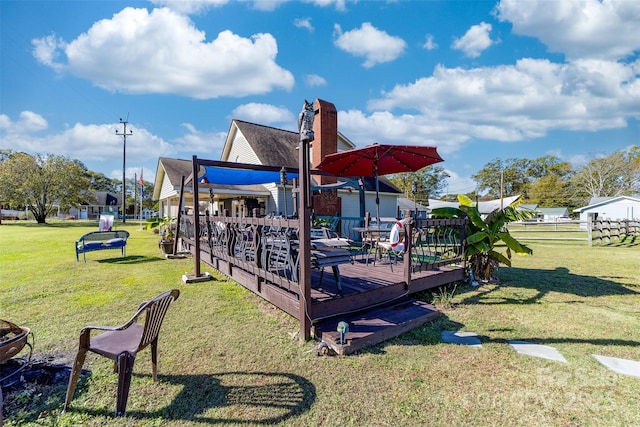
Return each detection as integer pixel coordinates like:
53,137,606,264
314,298,442,355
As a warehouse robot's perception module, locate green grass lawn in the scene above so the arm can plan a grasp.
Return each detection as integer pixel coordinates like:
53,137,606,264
1,220,639,426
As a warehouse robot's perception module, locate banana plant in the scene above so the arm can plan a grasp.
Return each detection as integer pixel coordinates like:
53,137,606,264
431,194,534,282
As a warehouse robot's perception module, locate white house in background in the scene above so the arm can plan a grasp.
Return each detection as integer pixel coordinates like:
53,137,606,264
573,195,640,226
519,204,570,221
397,197,429,218
153,99,402,219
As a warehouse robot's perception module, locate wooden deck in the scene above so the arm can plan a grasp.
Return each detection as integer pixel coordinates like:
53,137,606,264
186,237,465,354
177,156,468,353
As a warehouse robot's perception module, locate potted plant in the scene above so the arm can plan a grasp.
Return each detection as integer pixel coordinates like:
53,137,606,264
158,216,176,254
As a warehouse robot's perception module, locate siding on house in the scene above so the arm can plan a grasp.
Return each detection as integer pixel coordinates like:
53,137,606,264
575,196,640,222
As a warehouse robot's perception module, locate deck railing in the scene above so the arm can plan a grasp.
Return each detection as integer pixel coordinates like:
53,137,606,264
181,214,467,290
409,218,467,273
181,214,302,291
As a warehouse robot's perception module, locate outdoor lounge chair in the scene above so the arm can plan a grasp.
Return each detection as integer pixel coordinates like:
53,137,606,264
63,289,180,416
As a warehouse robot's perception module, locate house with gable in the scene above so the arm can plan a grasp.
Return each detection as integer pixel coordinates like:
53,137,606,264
153,99,401,220
574,195,640,227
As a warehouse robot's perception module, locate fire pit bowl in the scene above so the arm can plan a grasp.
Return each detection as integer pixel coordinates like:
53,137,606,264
0,319,32,364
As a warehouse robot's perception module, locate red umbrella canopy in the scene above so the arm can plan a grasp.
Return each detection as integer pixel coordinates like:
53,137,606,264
317,143,444,177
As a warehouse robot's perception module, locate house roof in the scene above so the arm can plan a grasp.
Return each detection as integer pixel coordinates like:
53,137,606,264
574,195,640,212
154,118,402,200
233,120,299,168
519,204,538,211
428,195,521,214
537,208,569,216
397,197,429,212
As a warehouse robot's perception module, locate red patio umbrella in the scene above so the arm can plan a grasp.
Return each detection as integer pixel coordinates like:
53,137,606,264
317,143,444,223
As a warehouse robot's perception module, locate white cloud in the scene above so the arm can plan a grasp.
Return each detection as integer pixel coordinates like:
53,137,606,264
305,0,349,12
173,123,227,158
496,0,640,61
452,22,493,58
334,22,406,68
32,7,294,99
0,111,48,133
230,103,295,124
31,35,65,73
331,56,640,161
149,0,229,14
304,74,327,87
294,17,314,32
250,0,291,12
0,114,174,172
422,34,438,50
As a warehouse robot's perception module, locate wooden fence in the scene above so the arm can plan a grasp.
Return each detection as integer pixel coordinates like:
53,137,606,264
588,219,640,246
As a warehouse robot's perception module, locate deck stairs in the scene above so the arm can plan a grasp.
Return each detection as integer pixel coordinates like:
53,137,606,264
313,297,441,355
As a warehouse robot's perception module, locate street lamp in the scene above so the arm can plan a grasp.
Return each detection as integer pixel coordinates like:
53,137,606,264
115,118,132,223
280,167,288,218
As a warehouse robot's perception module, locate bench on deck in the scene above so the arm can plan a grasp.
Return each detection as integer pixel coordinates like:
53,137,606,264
75,230,130,262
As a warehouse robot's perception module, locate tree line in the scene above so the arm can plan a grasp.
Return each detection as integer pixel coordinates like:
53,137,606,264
2,146,639,223
389,146,640,213
0,150,154,223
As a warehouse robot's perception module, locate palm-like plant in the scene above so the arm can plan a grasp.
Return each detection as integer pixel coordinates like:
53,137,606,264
431,194,534,282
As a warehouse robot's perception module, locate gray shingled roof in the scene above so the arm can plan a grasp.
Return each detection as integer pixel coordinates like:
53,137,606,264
234,120,299,168
159,157,193,185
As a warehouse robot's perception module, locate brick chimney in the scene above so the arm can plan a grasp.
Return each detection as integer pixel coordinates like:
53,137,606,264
312,99,337,186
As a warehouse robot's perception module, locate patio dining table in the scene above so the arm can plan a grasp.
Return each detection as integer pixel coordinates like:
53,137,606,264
352,226,392,264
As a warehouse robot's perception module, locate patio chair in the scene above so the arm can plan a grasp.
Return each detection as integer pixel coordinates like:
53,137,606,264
63,289,180,416
375,220,409,271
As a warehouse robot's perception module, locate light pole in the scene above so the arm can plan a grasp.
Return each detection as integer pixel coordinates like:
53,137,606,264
280,166,288,218
116,118,133,223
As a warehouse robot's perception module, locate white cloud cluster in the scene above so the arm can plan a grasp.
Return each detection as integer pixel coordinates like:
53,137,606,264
32,7,294,99
0,115,230,182
338,0,639,166
304,74,327,87
495,0,640,61
0,111,49,134
422,34,438,51
333,22,407,68
173,123,228,157
305,0,350,12
294,17,314,32
230,103,295,124
357,57,637,146
149,0,229,14
451,22,494,58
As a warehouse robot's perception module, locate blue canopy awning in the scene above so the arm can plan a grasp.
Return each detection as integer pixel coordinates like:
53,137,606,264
200,165,299,186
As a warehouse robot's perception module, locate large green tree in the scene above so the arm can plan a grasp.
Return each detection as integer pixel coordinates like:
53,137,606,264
0,152,90,223
570,147,640,201
388,165,449,203
473,156,572,200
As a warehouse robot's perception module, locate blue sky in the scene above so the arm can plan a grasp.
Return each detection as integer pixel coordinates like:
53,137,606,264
1,0,639,195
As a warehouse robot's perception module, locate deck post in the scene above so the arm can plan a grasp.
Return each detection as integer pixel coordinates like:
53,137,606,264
403,219,413,286
192,156,201,277
297,101,314,341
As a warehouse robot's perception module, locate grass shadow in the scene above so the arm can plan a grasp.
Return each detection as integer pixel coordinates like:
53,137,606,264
459,266,639,306
66,371,316,424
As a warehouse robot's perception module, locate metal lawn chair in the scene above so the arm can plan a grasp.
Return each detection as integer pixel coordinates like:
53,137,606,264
63,289,180,416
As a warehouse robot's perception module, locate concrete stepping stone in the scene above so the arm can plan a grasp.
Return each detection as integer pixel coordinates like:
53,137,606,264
441,331,482,348
593,355,640,378
508,340,567,363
